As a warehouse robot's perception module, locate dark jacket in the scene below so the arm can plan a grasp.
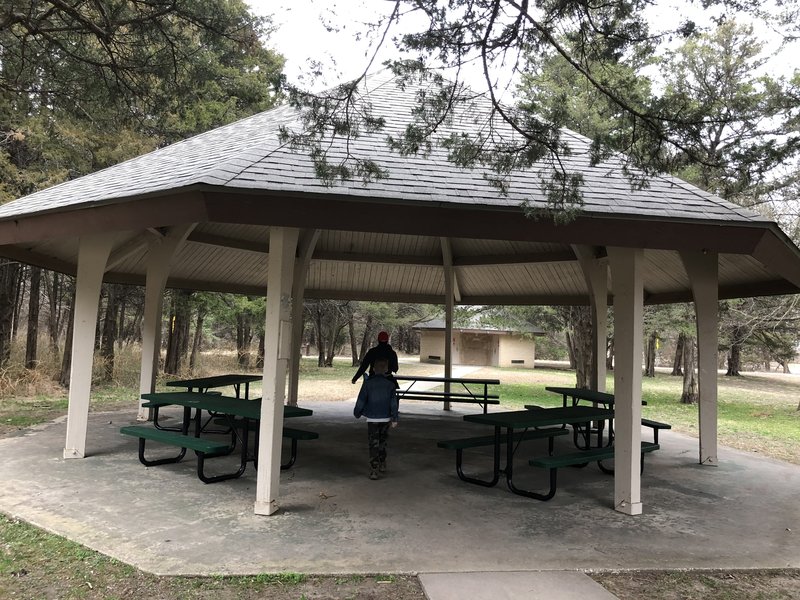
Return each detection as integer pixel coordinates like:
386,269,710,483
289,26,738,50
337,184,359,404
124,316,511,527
354,373,399,421
351,342,399,383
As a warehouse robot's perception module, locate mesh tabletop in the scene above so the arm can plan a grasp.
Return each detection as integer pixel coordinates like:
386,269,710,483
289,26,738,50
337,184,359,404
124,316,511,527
166,374,262,388
463,406,613,428
141,392,312,420
544,387,616,404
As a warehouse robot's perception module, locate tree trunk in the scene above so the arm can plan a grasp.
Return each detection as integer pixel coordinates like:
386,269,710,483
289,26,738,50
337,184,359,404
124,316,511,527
189,310,204,371
680,336,698,404
117,289,127,343
606,336,614,371
0,261,22,367
565,331,576,369
58,292,75,387
124,296,144,344
358,314,374,364
164,290,192,375
99,284,119,381
256,331,265,369
43,270,62,352
24,266,42,369
671,333,684,376
312,305,325,367
726,326,743,376
644,330,657,377
235,312,252,368
571,307,593,389
348,310,359,367
11,266,25,340
324,316,341,367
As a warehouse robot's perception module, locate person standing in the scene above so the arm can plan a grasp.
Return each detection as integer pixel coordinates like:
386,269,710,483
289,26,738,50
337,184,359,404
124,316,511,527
351,330,399,384
353,358,399,479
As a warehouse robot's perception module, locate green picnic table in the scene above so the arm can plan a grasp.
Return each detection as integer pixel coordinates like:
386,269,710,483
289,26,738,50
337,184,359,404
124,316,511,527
166,373,262,399
122,392,314,483
461,406,614,499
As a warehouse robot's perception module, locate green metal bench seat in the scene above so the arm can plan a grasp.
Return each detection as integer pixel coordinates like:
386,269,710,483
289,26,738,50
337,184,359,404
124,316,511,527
212,418,319,470
526,442,660,501
438,428,569,487
641,419,672,443
120,425,246,484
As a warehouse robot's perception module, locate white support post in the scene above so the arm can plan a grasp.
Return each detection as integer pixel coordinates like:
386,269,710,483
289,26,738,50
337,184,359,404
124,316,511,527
255,227,299,516
443,275,454,409
680,251,719,466
288,230,319,407
441,238,458,408
63,233,115,459
137,225,196,419
573,245,609,392
607,247,644,515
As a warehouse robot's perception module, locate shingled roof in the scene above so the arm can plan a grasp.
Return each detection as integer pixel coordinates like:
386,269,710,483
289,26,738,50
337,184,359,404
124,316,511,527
0,70,798,304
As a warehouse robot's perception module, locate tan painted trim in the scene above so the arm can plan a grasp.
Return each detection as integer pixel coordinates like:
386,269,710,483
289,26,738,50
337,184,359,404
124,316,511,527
751,231,800,289
0,245,76,275
0,192,208,245
202,192,769,253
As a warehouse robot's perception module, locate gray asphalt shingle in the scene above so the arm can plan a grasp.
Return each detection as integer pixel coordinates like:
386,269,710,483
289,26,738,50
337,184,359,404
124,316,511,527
0,71,768,225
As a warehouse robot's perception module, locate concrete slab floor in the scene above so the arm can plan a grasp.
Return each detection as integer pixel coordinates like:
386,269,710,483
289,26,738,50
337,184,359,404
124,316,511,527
0,400,797,579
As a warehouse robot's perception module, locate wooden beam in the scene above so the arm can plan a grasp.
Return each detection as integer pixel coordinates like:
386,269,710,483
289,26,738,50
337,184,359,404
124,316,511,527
751,229,800,289
440,237,461,303
105,231,161,272
644,279,800,304
0,191,207,246
202,191,769,254
454,250,577,266
187,231,268,254
313,250,442,266
0,245,76,275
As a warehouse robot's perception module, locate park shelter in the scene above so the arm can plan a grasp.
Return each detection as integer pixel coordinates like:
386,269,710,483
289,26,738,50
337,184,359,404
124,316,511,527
0,71,799,516
414,319,543,368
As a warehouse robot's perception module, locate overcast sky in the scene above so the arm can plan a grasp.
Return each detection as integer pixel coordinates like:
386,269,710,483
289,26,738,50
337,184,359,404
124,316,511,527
248,0,795,91
249,1,405,89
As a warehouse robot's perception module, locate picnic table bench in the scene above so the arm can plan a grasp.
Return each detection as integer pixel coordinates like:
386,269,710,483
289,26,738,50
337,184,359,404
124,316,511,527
526,441,660,501
641,418,672,443
123,392,315,482
459,406,615,499
437,428,569,487
120,425,245,484
395,375,500,413
212,417,319,470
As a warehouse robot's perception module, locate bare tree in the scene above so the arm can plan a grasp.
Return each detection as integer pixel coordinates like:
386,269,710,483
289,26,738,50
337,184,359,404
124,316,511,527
24,266,41,369
680,337,698,404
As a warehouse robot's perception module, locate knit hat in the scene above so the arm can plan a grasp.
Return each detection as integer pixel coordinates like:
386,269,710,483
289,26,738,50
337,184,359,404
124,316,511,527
377,331,389,342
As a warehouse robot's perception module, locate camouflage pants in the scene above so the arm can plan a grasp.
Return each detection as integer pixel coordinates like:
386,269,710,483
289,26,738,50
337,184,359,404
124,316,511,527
367,422,390,469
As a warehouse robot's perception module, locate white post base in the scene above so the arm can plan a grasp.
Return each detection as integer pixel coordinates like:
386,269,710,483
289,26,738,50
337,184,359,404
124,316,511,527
615,500,643,516
63,447,85,460
254,500,280,516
